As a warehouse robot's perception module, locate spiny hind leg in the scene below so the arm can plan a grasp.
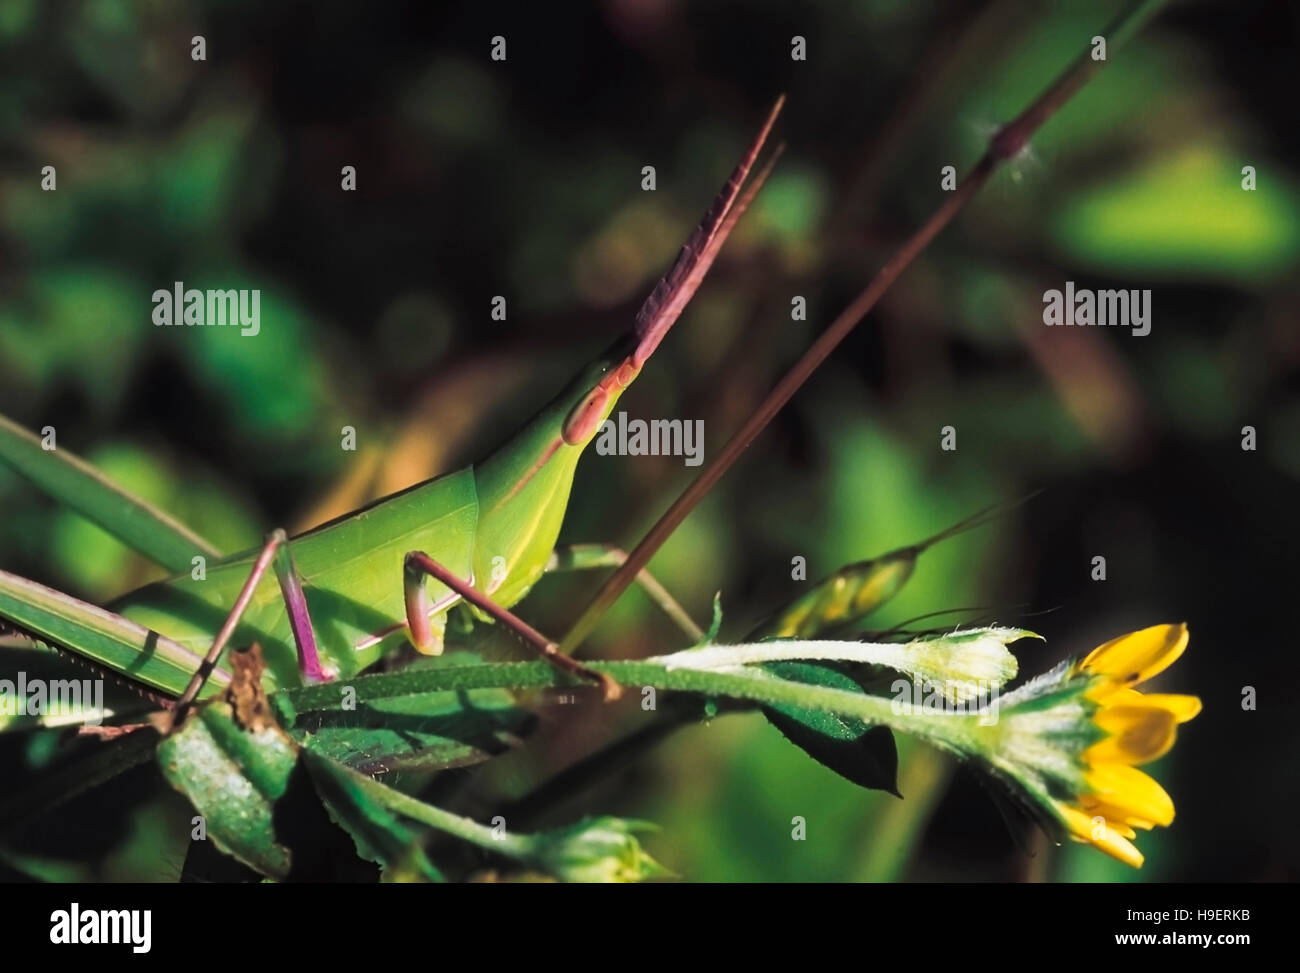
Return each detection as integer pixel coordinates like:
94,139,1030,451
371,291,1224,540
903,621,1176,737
404,551,619,700
546,543,703,642
176,529,331,711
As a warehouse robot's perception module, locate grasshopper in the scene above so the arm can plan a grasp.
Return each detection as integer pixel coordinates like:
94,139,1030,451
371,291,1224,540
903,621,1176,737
0,98,784,705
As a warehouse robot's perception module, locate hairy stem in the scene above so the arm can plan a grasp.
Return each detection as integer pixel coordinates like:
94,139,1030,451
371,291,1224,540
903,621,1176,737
282,656,984,756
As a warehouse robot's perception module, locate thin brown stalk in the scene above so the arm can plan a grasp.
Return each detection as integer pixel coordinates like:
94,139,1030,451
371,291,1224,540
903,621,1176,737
558,0,1171,656
405,553,620,701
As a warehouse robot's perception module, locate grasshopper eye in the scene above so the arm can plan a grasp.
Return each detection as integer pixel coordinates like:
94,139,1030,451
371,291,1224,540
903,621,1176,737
562,385,610,445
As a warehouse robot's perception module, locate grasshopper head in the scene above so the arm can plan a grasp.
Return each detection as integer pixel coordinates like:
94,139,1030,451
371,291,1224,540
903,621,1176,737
558,337,645,448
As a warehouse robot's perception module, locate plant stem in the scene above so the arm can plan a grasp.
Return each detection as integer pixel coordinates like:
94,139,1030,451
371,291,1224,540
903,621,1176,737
557,0,1172,656
341,766,531,857
283,656,984,756
652,634,1013,675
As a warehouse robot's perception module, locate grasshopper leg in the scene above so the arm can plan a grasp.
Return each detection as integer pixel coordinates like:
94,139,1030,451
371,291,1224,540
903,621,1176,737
545,543,703,642
269,530,332,684
401,554,468,655
355,578,466,653
175,529,331,715
404,551,621,701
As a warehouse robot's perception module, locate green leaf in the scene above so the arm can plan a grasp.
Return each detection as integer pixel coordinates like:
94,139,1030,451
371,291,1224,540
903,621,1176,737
0,567,228,699
760,661,900,796
0,412,221,572
291,687,535,775
0,843,87,883
301,749,443,882
701,592,724,644
156,703,298,879
157,702,368,881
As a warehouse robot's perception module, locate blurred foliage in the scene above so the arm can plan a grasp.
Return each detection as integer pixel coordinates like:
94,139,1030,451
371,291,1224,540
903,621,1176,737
1,0,1297,881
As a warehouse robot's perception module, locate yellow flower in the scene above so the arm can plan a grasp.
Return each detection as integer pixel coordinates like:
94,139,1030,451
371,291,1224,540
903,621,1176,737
1053,624,1201,867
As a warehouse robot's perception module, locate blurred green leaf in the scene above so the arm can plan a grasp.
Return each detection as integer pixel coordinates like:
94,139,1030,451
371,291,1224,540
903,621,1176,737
0,730,155,832
957,7,1190,161
178,281,332,440
1051,147,1300,282
0,412,221,573
757,167,829,241
0,268,145,410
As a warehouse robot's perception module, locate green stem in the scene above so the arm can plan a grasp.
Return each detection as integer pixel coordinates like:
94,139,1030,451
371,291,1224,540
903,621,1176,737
281,656,986,756
327,754,668,882
351,774,531,858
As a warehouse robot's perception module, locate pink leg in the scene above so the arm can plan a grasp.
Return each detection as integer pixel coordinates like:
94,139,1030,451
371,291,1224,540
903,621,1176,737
404,551,620,701
270,531,331,683
174,530,329,718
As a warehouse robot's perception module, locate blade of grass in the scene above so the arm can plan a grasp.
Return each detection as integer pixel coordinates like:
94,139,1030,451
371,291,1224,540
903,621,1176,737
0,567,229,699
0,413,221,573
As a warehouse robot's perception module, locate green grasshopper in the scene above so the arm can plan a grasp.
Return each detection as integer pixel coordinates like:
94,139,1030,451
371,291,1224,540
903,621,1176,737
0,98,784,706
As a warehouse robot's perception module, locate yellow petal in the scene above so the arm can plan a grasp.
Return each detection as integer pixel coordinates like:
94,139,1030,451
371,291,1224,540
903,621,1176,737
1085,764,1175,827
1100,687,1201,718
1140,693,1202,723
1079,799,1156,830
1057,804,1144,867
1088,704,1179,765
1101,688,1146,706
1057,802,1094,841
1079,623,1188,687
1089,827,1144,867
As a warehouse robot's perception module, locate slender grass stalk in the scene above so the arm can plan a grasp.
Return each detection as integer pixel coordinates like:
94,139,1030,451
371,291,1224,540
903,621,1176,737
557,0,1173,656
